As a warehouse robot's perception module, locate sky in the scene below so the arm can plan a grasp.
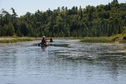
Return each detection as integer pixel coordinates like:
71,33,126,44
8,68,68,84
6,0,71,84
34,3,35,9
0,0,126,16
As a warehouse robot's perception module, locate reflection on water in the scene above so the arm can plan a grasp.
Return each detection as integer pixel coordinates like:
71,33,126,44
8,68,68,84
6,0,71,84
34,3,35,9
0,40,126,84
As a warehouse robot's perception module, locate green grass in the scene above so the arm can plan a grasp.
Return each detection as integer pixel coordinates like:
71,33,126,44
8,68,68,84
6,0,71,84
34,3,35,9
0,37,40,43
1,35,126,43
80,34,126,43
0,39,32,43
80,37,114,43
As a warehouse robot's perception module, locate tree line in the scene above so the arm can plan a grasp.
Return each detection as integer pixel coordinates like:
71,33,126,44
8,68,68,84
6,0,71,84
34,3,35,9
0,0,126,37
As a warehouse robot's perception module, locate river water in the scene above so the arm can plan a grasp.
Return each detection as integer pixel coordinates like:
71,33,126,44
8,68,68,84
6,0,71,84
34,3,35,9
0,40,126,84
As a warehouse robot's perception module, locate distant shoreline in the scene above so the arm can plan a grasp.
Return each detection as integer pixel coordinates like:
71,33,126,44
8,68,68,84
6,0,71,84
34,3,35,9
0,35,126,43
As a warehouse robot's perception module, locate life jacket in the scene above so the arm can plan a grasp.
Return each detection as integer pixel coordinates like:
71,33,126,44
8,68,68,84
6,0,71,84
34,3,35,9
41,38,46,44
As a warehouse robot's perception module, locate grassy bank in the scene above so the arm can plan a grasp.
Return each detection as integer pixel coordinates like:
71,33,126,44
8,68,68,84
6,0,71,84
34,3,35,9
1,34,126,43
0,37,40,43
80,34,126,43
80,37,114,43
0,37,78,43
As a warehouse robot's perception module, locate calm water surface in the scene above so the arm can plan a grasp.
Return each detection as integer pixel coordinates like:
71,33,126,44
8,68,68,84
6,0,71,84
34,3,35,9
0,40,126,84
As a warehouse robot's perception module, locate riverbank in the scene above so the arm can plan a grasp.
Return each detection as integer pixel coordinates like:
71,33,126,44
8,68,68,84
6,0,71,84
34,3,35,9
0,37,40,43
80,37,114,43
80,34,126,43
1,35,126,43
0,37,76,43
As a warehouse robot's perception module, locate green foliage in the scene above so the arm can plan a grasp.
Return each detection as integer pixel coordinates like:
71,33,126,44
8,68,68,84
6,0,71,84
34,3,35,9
0,0,126,37
122,26,126,34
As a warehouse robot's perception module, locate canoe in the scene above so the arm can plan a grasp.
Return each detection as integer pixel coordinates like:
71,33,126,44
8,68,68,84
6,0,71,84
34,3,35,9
38,43,48,47
34,43,68,47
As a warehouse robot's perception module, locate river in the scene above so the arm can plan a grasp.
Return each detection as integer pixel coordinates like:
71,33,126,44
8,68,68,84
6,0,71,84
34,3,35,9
0,40,126,84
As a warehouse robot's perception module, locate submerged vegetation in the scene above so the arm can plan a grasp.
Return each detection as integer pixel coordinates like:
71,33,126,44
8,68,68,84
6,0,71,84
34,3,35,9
0,0,126,38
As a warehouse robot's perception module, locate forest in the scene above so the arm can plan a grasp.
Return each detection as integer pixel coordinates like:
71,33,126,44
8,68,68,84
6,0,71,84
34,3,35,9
0,0,126,37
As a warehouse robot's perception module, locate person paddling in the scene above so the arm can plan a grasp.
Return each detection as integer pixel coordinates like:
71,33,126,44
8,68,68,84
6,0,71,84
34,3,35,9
50,38,53,42
41,36,48,47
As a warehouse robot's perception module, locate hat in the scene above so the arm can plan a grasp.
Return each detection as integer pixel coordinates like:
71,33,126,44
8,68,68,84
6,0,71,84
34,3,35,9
43,36,46,38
